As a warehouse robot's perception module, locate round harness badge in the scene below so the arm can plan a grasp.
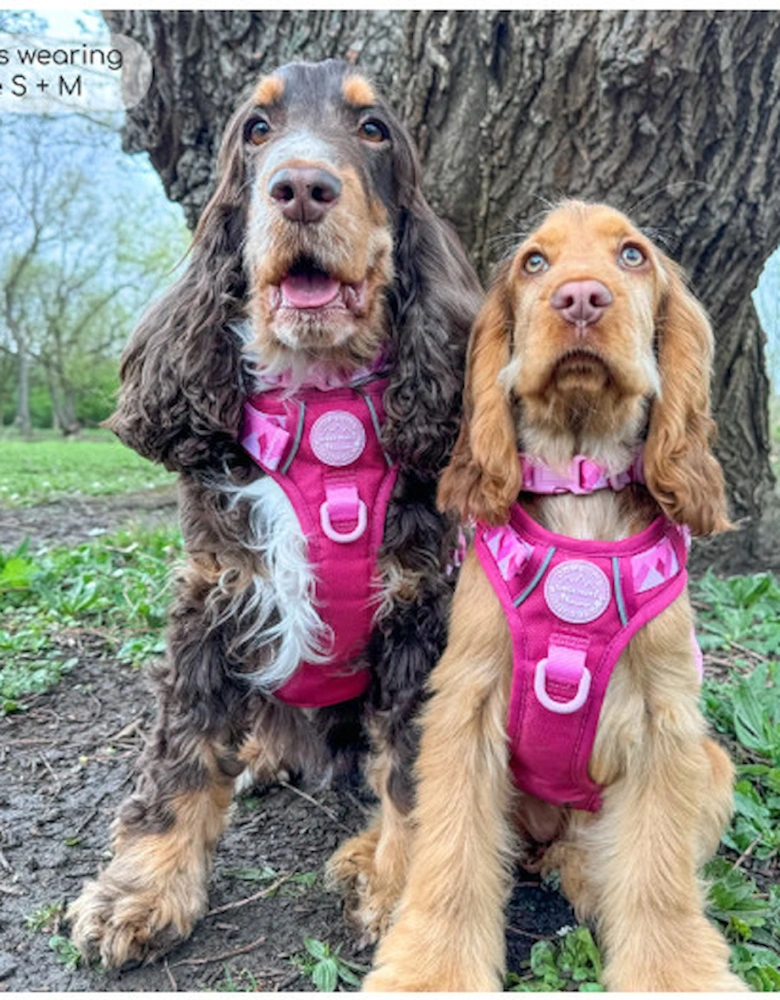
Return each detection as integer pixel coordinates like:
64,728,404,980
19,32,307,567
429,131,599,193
544,560,611,624
310,410,366,467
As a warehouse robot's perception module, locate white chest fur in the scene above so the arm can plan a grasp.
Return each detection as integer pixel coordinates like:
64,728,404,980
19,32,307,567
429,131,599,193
223,476,333,691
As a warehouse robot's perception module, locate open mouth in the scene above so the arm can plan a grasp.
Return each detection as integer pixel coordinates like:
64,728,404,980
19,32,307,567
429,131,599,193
270,256,367,314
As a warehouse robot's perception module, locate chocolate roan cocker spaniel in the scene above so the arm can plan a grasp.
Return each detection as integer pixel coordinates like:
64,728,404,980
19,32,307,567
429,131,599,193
67,59,481,967
365,201,746,992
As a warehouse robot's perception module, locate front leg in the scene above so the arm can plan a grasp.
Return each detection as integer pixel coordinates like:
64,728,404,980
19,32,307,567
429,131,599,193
67,757,238,968
327,483,456,945
364,551,515,992
67,561,250,968
586,604,744,992
326,738,415,948
591,740,744,991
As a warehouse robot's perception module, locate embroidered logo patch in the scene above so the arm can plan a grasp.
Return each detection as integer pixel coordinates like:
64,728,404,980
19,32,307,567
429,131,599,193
310,410,366,467
544,560,611,623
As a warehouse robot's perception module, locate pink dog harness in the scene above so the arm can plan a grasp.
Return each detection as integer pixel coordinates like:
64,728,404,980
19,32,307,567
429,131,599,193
475,454,695,812
241,373,397,708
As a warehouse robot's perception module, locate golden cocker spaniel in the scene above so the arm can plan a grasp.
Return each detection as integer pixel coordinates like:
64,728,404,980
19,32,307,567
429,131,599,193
364,200,744,992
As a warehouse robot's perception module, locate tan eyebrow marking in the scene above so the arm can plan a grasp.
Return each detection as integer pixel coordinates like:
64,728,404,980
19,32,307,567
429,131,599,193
342,74,376,107
253,74,284,106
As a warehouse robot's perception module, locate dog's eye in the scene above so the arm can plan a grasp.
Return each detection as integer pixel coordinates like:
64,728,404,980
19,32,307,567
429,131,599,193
358,118,390,144
245,118,271,146
620,244,646,268
524,252,549,274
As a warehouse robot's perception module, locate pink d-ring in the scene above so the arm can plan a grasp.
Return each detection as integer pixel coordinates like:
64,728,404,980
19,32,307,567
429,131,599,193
534,658,591,714
320,499,367,544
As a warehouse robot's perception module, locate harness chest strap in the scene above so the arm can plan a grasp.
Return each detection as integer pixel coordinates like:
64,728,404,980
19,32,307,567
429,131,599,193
241,375,398,708
475,504,694,812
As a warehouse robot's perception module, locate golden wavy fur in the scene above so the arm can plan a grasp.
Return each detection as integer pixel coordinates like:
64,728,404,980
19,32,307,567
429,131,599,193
439,200,730,534
365,201,744,992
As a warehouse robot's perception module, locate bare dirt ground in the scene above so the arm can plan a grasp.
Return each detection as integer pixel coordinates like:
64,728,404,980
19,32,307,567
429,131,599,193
0,486,179,554
0,495,573,992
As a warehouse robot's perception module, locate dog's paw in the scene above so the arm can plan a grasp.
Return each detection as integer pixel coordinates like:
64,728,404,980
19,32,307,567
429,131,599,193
364,914,502,992
326,828,404,947
362,965,426,992
538,841,598,922
363,960,500,992
713,971,750,992
66,867,201,969
604,928,749,994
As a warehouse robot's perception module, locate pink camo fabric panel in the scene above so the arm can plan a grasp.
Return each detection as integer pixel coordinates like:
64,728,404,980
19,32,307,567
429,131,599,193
631,535,679,593
241,407,290,471
483,524,534,581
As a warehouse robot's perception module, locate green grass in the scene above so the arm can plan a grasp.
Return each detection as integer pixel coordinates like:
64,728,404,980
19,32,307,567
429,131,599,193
693,572,780,990
0,430,174,507
210,966,261,991
0,525,183,713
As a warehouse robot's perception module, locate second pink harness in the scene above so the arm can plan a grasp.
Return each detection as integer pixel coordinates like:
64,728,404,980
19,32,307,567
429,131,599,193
475,504,693,811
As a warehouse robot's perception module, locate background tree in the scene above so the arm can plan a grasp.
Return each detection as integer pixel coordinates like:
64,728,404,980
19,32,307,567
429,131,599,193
103,10,780,569
0,112,189,435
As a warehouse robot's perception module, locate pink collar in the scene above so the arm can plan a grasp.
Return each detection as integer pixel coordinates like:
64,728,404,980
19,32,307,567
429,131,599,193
519,451,644,496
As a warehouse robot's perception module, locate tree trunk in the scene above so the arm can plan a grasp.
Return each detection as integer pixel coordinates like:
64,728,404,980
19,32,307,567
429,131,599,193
45,365,81,437
57,386,81,437
14,339,31,438
105,9,780,570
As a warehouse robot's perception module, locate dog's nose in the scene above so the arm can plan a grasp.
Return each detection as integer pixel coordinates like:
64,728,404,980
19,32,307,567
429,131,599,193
268,167,341,223
550,280,613,330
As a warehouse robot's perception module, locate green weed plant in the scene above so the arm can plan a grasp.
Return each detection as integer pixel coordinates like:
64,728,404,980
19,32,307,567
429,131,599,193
24,901,64,934
291,937,367,992
211,966,261,991
507,926,604,991
0,526,182,713
695,572,780,990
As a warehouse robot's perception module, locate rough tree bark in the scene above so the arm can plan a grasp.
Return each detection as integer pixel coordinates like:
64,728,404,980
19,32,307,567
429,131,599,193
104,10,780,570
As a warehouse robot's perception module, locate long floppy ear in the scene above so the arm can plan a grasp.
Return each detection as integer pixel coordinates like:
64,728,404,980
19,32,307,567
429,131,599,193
643,257,732,536
380,118,483,478
105,110,250,471
437,262,520,525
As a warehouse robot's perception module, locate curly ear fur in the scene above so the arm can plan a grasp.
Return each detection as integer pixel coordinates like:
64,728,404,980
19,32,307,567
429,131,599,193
643,258,732,536
105,111,250,471
437,262,520,524
381,122,483,478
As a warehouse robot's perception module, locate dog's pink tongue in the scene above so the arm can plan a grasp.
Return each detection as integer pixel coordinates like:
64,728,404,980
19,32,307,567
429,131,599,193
281,272,341,309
